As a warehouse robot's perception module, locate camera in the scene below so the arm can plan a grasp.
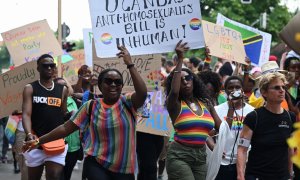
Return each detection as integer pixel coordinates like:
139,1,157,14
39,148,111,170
229,89,243,100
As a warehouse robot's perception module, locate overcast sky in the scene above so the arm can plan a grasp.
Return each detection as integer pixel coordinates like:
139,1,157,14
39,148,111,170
0,0,298,41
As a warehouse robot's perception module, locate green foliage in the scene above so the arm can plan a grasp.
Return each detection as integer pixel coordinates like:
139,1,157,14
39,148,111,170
71,40,84,50
0,45,10,70
200,0,293,43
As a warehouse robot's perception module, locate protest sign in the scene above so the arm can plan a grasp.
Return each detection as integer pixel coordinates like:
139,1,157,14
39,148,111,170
0,61,38,118
1,20,63,67
136,90,173,136
217,13,272,66
93,54,162,92
62,49,86,85
280,13,300,55
202,20,247,64
83,28,93,67
88,0,205,58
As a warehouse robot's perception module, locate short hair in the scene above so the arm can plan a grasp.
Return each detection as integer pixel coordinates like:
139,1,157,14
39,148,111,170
284,57,300,70
224,75,243,90
198,71,222,94
259,72,287,94
37,54,54,65
165,60,174,68
97,69,123,90
219,62,233,77
189,57,200,68
78,65,90,75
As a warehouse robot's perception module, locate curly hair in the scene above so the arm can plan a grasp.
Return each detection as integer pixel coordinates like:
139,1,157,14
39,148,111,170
165,68,211,103
198,71,222,95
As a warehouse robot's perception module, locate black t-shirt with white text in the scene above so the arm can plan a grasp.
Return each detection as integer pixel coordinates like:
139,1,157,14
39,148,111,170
243,107,295,179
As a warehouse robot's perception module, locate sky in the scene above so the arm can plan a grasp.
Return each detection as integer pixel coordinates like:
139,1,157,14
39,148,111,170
0,0,299,42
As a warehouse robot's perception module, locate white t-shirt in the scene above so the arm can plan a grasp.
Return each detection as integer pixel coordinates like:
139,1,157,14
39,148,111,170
214,102,254,165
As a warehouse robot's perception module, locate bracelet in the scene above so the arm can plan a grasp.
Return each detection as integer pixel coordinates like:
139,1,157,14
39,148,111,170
33,138,40,146
173,70,181,73
26,133,32,137
127,64,135,69
226,117,234,120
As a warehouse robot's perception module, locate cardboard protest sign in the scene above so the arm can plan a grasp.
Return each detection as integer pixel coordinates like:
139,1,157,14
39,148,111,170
202,20,247,64
88,0,205,58
217,13,272,66
93,54,162,92
0,61,39,118
62,49,86,85
137,90,173,136
83,28,93,67
1,20,63,67
280,13,300,55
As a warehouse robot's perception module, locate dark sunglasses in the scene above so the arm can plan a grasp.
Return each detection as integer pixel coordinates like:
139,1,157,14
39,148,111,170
103,78,123,86
181,74,193,82
41,63,56,69
269,85,286,91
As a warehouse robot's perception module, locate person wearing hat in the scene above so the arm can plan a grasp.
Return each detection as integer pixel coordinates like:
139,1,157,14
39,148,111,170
248,61,290,110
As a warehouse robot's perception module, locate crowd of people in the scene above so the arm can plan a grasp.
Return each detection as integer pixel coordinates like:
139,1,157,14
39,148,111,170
0,37,296,180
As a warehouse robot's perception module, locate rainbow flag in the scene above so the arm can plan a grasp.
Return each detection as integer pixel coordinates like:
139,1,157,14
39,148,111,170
217,13,272,66
4,115,21,144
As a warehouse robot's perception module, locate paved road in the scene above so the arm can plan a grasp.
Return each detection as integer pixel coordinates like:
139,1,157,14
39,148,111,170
0,149,168,180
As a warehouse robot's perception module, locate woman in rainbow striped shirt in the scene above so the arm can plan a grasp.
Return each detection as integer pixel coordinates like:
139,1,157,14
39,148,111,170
165,41,222,180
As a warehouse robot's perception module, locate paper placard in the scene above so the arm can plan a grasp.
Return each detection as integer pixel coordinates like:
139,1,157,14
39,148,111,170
0,61,39,118
88,0,205,58
62,49,86,85
1,20,63,67
217,13,272,66
137,90,173,136
279,13,300,55
202,20,247,64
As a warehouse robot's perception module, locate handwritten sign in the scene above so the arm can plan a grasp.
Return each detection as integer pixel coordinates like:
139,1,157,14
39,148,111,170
1,20,63,67
83,28,93,67
62,49,86,85
202,20,246,64
88,0,205,58
280,13,300,55
217,13,272,66
137,90,173,136
0,61,39,118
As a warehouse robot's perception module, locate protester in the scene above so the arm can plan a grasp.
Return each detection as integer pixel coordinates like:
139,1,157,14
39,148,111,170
198,71,226,106
189,57,201,73
53,77,80,180
0,117,9,163
165,41,222,180
23,46,147,180
237,72,295,180
22,54,69,180
213,76,254,180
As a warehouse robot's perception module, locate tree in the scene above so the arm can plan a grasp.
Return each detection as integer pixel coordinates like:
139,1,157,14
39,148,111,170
0,45,10,71
200,0,292,43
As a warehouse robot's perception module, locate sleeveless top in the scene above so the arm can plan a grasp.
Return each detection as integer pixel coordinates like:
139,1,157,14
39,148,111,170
31,80,64,137
174,100,215,145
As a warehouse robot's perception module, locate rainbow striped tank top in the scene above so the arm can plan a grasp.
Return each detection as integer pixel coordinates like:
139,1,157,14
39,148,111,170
174,100,215,145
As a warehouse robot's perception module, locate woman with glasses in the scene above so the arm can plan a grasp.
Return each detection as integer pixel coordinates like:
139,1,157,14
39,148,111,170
237,72,295,180
23,46,147,180
165,41,222,180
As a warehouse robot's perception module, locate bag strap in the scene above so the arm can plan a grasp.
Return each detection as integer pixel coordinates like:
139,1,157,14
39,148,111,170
121,97,135,122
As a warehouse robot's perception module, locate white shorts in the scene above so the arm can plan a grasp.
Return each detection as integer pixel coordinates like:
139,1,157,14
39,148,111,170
23,144,68,167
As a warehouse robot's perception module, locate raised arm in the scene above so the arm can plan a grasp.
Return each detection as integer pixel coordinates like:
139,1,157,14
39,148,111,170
166,40,189,121
237,125,253,180
117,46,147,110
22,84,35,141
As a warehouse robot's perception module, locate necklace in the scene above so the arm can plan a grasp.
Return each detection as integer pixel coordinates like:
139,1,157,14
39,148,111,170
189,102,198,111
38,80,54,91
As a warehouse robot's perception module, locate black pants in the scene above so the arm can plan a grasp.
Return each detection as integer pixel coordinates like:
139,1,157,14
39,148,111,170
61,149,81,180
0,118,8,159
245,174,289,180
82,156,134,180
136,132,164,180
215,164,237,180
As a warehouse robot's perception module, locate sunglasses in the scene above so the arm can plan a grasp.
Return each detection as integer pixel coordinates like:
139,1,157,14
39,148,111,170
103,78,123,86
41,63,56,69
181,74,193,82
269,85,286,91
